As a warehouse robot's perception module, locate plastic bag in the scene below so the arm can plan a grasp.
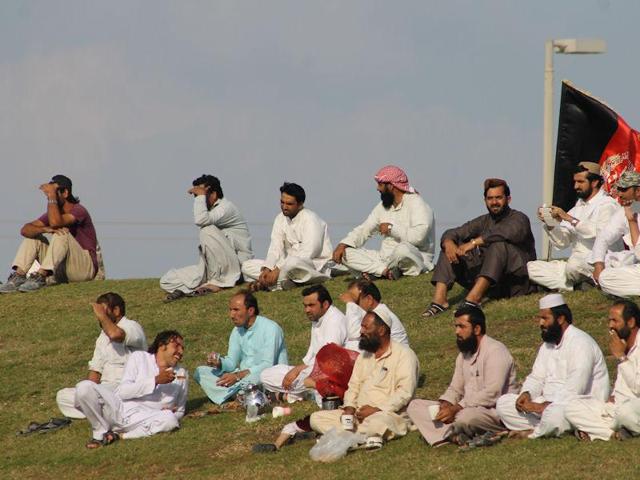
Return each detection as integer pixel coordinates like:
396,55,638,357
309,428,365,463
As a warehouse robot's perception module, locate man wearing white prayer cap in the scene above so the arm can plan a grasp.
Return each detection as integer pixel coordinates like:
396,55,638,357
496,294,609,438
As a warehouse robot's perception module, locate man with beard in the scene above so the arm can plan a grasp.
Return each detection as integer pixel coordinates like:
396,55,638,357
242,182,334,291
566,300,640,441
407,306,517,446
496,294,609,439
260,284,348,403
527,162,621,291
332,165,435,280
160,174,254,302
422,178,536,318
309,311,419,449
0,175,101,293
193,291,288,405
56,292,147,419
594,171,640,297
76,330,188,448
340,278,409,350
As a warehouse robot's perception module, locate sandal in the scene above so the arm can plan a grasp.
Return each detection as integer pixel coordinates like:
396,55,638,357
86,431,120,449
421,302,449,318
163,290,187,303
574,430,591,442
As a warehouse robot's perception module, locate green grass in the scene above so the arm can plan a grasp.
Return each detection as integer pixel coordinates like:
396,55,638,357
0,275,635,479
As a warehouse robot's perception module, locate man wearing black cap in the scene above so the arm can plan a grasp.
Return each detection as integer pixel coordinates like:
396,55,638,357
0,175,100,292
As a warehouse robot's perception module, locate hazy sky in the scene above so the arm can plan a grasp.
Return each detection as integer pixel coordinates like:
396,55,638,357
1,0,638,278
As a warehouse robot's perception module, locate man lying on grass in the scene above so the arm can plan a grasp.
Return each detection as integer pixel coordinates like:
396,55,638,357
76,330,188,448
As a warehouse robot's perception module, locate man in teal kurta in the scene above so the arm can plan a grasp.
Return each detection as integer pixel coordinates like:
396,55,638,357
194,290,288,404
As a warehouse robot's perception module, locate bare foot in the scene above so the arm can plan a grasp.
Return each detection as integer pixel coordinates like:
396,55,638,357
575,430,591,442
508,430,533,439
196,284,223,294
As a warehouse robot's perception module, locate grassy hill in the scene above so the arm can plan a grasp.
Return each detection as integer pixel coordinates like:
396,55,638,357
0,275,635,479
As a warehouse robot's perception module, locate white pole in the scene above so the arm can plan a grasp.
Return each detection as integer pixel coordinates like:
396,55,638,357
542,40,554,260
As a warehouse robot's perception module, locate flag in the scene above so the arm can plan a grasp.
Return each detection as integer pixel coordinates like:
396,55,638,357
552,81,640,211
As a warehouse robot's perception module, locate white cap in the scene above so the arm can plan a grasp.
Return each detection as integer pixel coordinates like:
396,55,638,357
372,305,393,328
539,293,565,310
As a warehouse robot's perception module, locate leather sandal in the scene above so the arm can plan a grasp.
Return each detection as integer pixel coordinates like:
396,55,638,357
421,302,449,318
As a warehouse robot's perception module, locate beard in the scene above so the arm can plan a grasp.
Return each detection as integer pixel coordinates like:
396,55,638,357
380,190,394,209
359,334,381,353
616,325,632,340
575,185,593,200
456,335,479,354
541,319,563,344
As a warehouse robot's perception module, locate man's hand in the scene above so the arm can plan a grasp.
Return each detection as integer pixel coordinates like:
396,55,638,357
332,243,347,264
456,242,475,257
592,262,605,284
435,403,461,424
260,267,279,287
624,205,637,222
443,240,459,264
156,368,176,385
379,223,392,235
39,183,58,198
188,186,207,197
515,392,531,413
609,329,627,359
206,351,221,368
550,206,570,222
537,206,545,222
216,372,239,387
282,365,304,390
355,405,381,422
91,302,109,322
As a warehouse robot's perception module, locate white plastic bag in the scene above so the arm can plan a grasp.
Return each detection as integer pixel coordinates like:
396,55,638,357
309,428,365,463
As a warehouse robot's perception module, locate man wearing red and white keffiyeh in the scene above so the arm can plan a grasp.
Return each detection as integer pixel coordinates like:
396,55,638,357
332,165,435,280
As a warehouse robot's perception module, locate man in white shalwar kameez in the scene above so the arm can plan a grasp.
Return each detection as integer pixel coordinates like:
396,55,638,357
242,182,333,291
332,165,435,280
56,293,147,419
528,162,622,291
261,285,348,402
161,174,253,301
566,300,640,441
496,294,609,439
593,171,640,297
76,330,188,448
340,279,409,350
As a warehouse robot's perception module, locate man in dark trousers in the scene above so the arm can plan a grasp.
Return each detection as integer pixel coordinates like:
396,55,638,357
423,178,536,317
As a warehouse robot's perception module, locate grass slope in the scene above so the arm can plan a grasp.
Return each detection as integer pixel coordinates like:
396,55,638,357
0,275,635,480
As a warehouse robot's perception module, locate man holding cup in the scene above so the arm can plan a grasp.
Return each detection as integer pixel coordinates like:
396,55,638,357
407,306,517,446
309,311,419,450
193,290,288,404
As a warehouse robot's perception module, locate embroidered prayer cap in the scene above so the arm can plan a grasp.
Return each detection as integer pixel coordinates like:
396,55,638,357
616,170,640,189
539,293,566,310
374,165,417,193
577,162,602,176
372,305,393,328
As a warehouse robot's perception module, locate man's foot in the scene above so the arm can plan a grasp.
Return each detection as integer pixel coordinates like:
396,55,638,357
17,273,47,292
421,302,449,318
458,299,482,310
0,272,27,293
248,281,268,292
507,429,533,439
575,430,591,442
163,290,187,303
381,267,401,281
85,431,120,449
194,284,223,295
612,427,633,441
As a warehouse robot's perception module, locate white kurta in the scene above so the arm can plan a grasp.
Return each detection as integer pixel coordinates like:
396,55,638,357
496,325,609,438
344,302,410,351
241,208,333,289
56,317,147,419
260,305,348,399
75,351,188,441
565,333,640,441
598,212,640,297
340,193,435,277
528,190,621,290
160,196,254,292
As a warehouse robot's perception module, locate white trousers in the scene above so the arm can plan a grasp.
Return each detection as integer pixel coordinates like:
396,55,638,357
74,380,179,441
496,393,571,438
241,256,330,290
599,265,640,298
310,409,409,441
342,241,429,277
527,252,592,291
259,364,313,399
565,397,640,441
160,225,242,293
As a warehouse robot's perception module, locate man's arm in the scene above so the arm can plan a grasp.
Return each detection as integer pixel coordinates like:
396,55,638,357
92,304,125,342
388,199,434,247
242,325,286,384
439,354,465,406
340,207,381,250
264,215,287,270
116,353,157,400
87,370,102,383
459,348,515,408
20,219,54,239
292,213,325,261
219,330,242,374
482,211,532,245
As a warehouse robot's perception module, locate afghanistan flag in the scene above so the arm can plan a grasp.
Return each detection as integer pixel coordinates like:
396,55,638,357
553,81,640,211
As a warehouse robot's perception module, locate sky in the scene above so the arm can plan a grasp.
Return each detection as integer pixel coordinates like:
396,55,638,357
1,0,638,279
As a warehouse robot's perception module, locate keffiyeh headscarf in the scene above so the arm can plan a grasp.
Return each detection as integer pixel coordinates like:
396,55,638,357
374,165,417,193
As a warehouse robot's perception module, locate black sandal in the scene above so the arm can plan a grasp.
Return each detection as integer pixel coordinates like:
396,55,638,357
163,290,187,303
421,302,449,318
86,431,120,449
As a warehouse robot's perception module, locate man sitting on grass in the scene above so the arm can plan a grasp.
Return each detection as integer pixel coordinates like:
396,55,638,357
193,291,288,404
309,311,419,450
56,292,147,419
76,330,188,448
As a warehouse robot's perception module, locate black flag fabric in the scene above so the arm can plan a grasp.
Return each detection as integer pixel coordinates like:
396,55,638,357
553,81,640,211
